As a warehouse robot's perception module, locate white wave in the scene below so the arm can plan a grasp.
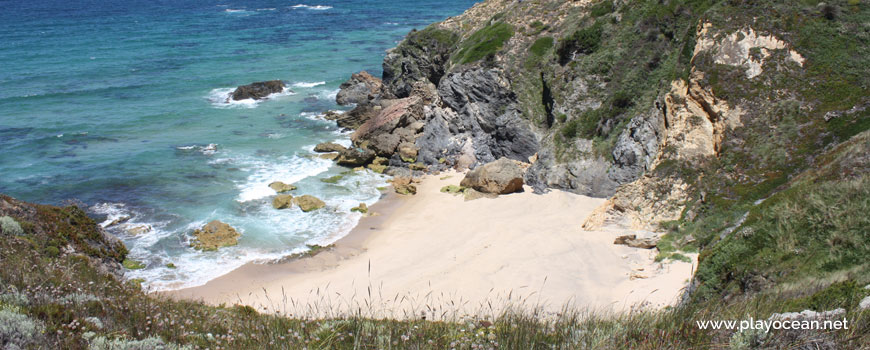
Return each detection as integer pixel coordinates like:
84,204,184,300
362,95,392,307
316,88,340,101
224,8,250,13
291,4,333,10
333,139,352,148
231,154,333,202
256,8,276,11
207,87,295,109
91,202,131,228
291,81,326,88
175,143,218,155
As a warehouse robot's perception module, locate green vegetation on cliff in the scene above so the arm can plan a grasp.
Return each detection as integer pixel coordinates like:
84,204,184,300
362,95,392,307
453,21,515,64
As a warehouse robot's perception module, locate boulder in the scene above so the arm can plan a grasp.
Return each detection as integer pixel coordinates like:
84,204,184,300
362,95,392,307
293,195,326,212
391,177,418,195
319,153,339,161
272,194,294,209
351,96,422,142
350,203,368,214
269,181,297,193
368,133,401,156
336,147,376,167
460,158,525,194
231,80,285,101
367,157,389,173
125,224,151,236
191,220,241,251
313,142,347,153
613,234,660,249
333,104,378,130
336,71,383,105
397,142,418,162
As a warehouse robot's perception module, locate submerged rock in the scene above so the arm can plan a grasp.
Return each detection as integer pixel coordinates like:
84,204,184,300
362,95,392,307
191,220,241,251
272,194,294,209
293,195,326,212
124,224,151,236
231,80,286,101
269,181,297,193
460,158,525,194
336,71,383,105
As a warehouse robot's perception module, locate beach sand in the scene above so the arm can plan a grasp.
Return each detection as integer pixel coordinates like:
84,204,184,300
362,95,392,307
168,171,695,319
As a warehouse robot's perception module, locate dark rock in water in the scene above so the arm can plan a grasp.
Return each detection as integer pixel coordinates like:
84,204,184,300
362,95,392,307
304,96,319,104
336,147,375,167
337,71,383,105
460,158,525,195
313,142,347,153
231,80,285,101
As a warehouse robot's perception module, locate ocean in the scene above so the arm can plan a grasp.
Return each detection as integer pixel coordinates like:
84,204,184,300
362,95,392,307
0,0,477,290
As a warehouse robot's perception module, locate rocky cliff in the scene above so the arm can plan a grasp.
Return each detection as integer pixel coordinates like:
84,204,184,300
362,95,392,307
337,0,868,223
336,0,869,304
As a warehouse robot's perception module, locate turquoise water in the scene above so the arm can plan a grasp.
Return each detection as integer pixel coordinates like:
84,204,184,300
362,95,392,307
0,0,477,289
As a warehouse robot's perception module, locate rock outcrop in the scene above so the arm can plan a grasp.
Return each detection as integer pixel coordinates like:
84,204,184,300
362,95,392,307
390,177,418,195
336,71,382,105
231,80,285,101
191,220,241,251
268,181,296,193
460,158,525,194
293,195,326,212
336,147,376,167
613,233,660,249
313,142,347,153
272,194,294,209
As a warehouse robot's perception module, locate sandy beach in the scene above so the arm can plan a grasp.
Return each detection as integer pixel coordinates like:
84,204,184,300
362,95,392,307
168,171,695,319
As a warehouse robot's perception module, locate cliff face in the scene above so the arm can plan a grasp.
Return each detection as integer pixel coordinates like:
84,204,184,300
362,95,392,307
344,0,868,219
340,0,869,301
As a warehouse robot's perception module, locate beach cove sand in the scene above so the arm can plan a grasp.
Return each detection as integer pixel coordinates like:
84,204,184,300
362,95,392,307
169,171,695,319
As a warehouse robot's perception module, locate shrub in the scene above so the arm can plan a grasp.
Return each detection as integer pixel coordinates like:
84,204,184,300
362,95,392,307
86,334,191,350
0,309,44,349
0,216,23,236
529,36,554,56
454,22,515,64
557,21,604,65
590,0,615,18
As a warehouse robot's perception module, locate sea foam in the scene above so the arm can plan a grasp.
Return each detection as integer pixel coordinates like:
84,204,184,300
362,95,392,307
230,154,332,202
291,4,333,10
291,81,326,88
207,87,295,109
